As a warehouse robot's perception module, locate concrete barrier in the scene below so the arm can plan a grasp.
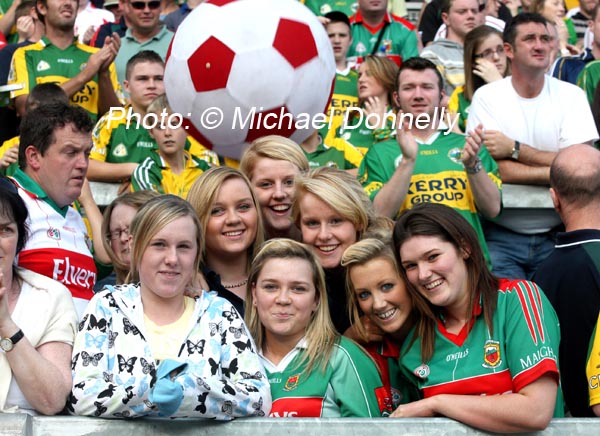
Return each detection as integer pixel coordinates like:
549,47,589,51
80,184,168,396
89,182,553,209
1,415,599,436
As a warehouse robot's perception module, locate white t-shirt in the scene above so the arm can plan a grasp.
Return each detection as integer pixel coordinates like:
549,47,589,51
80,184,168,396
467,76,598,152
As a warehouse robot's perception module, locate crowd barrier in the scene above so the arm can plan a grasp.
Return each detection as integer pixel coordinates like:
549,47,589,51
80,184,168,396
89,182,554,209
1,415,600,436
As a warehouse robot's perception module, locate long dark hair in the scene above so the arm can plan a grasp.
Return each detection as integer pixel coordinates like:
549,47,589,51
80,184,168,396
392,203,498,362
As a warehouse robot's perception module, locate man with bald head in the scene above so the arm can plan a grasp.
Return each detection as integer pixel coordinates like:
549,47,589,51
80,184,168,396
533,144,600,417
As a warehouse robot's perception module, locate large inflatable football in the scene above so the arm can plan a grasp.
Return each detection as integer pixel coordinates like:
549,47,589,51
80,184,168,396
164,0,336,159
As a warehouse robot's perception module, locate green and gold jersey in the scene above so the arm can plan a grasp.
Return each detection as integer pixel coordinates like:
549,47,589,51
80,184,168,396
8,36,121,121
320,68,359,139
301,0,358,17
131,150,211,198
304,135,363,170
358,130,501,267
447,85,471,133
91,105,219,166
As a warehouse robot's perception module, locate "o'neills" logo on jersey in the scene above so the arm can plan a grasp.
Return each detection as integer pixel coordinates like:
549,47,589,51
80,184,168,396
53,257,96,290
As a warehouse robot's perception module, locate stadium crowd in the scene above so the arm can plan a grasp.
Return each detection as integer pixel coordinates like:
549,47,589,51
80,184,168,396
1,0,600,429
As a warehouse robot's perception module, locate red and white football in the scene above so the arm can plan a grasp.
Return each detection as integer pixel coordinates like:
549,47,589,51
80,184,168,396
165,0,336,159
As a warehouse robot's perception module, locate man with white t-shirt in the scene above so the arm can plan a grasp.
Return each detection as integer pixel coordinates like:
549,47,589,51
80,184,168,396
467,12,598,280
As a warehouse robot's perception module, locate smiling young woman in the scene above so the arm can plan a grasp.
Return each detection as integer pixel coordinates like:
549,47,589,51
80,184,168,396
187,167,265,316
390,202,563,432
70,195,270,419
244,238,388,417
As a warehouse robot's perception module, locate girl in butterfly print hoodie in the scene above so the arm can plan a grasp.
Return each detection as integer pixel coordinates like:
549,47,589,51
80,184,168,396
69,283,272,419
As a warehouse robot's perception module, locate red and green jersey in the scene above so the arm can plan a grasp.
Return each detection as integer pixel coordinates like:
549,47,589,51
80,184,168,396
349,11,418,66
364,337,421,411
301,0,358,17
91,105,219,166
400,279,564,417
8,36,121,121
263,336,389,417
358,130,501,267
131,150,211,198
447,85,470,133
586,312,600,407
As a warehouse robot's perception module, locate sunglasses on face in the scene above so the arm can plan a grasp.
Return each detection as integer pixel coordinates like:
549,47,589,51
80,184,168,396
129,1,161,10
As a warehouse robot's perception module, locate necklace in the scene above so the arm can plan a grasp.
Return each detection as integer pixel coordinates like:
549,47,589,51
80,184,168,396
222,279,248,289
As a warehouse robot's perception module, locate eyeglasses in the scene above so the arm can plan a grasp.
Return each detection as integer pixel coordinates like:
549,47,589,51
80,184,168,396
129,1,161,10
107,227,130,240
474,46,505,60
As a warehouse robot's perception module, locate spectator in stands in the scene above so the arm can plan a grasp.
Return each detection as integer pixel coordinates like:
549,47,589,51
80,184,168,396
8,0,121,120
114,0,173,89
164,0,202,31
187,167,265,316
90,0,128,48
448,26,509,132
570,0,598,41
245,238,388,417
1,83,69,177
101,190,160,285
88,51,216,186
74,0,115,44
532,144,600,417
320,11,358,139
131,94,211,197
359,56,501,267
418,0,513,47
240,135,309,241
293,166,389,334
342,234,419,410
10,102,104,318
421,0,479,96
70,194,271,419
300,130,364,173
391,202,563,431
348,0,418,66
0,0,44,145
587,311,600,415
533,0,578,53
324,55,398,156
467,12,597,279
0,178,77,414
552,3,600,83
303,0,358,18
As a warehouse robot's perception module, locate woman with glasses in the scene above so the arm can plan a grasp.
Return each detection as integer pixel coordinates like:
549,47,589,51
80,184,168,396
448,26,509,133
101,190,160,285
0,177,77,414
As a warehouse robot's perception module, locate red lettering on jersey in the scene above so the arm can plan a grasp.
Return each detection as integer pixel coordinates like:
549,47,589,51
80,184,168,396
18,248,97,300
269,397,324,417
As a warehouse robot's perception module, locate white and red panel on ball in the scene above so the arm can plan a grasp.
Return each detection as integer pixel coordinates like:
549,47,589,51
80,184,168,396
165,0,336,159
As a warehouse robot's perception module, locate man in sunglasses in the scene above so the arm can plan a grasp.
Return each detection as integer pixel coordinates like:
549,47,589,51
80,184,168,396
8,0,122,121
113,0,173,91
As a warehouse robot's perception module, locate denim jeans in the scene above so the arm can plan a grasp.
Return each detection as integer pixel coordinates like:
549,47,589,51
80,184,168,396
483,221,556,280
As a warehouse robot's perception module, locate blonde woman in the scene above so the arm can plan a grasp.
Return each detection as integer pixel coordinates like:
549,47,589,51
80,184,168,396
245,238,387,417
187,167,265,316
292,166,390,333
240,135,309,241
71,195,270,418
342,235,419,410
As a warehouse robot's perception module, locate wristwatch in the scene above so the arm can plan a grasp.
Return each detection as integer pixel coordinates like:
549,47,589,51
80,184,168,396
465,158,483,174
0,329,24,352
511,140,521,160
